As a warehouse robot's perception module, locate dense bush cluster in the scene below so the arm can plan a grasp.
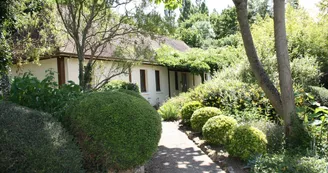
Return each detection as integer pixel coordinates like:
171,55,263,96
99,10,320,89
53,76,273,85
190,107,221,132
64,91,161,171
0,102,83,172
100,80,139,93
202,115,237,145
227,125,267,161
180,101,203,125
252,154,328,173
9,71,81,117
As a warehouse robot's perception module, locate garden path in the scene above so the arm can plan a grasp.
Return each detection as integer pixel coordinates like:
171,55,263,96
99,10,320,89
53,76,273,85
145,121,225,173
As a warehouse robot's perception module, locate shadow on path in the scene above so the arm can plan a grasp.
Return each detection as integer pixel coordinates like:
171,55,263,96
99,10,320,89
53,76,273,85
146,145,222,173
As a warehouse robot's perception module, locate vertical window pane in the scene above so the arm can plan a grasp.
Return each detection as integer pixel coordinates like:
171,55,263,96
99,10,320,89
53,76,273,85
155,70,160,91
140,70,146,92
175,71,179,90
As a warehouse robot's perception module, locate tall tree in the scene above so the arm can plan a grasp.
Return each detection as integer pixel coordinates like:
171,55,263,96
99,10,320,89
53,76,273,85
232,0,298,139
0,0,56,99
210,7,238,39
56,0,156,90
178,0,195,23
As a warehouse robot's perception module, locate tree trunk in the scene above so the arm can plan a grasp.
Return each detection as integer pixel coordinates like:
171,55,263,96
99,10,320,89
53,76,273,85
77,47,85,90
0,71,11,100
273,0,296,136
232,0,283,116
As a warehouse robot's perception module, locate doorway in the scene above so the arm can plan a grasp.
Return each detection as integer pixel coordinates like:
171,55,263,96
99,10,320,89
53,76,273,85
181,73,188,92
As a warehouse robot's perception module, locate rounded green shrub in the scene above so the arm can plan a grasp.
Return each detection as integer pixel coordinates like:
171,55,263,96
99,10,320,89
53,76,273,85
227,125,267,161
64,91,161,172
180,101,204,124
0,101,83,172
202,115,238,145
190,107,221,132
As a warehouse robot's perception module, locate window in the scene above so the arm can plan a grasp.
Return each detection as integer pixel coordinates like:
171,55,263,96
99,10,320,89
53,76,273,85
155,70,160,91
175,71,179,90
140,70,146,92
205,73,208,81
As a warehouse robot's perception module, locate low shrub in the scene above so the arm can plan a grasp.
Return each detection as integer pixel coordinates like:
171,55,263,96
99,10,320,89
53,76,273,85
9,71,82,117
64,91,161,172
190,107,221,132
180,101,204,125
247,120,284,153
227,125,267,161
0,102,83,172
158,93,192,121
202,115,237,145
100,80,139,93
190,79,275,121
158,102,179,121
310,86,328,106
251,154,328,173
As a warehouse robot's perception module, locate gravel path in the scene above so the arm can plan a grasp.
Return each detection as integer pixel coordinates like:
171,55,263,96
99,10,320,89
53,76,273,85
145,122,225,173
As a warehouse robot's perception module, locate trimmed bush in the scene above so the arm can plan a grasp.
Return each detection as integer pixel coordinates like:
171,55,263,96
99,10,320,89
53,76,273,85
247,120,284,153
252,154,328,173
202,115,237,145
191,107,221,132
227,125,267,161
310,86,328,106
180,101,204,124
100,80,139,93
0,102,83,172
64,91,161,172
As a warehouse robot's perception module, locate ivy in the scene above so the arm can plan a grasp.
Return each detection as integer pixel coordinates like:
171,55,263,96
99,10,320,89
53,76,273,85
155,44,242,75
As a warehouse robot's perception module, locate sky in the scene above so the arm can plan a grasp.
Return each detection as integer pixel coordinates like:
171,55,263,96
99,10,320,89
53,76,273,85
154,0,321,18
206,0,321,14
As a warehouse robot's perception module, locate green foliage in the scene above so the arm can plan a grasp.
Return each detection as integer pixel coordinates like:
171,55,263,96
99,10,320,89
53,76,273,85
191,78,273,121
158,101,180,121
190,107,221,132
247,120,284,153
64,91,161,171
100,80,139,93
0,101,83,172
180,101,203,124
251,154,328,173
210,7,238,39
158,93,192,121
9,71,82,118
156,45,240,76
227,125,267,161
202,115,238,145
309,86,328,106
291,57,321,86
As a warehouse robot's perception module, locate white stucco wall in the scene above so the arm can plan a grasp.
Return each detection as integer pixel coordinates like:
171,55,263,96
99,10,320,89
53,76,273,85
10,58,58,83
131,64,169,106
10,57,211,106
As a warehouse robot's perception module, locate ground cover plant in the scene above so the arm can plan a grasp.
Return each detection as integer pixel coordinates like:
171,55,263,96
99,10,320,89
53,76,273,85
0,101,83,173
64,91,162,172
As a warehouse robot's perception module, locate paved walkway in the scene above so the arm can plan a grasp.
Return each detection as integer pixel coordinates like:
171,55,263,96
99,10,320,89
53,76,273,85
145,122,224,173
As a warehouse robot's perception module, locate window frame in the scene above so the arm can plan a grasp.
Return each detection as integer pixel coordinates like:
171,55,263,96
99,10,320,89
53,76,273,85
140,69,147,92
175,71,179,90
155,70,161,92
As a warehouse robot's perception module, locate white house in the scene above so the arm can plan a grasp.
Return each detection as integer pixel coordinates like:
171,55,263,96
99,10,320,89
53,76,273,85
10,38,211,106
